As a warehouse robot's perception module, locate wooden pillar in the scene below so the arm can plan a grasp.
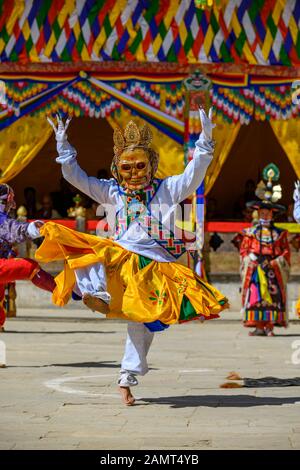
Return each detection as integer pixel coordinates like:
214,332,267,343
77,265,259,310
183,70,211,276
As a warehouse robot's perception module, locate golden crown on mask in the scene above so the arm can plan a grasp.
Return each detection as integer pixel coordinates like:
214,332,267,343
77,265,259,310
111,121,159,184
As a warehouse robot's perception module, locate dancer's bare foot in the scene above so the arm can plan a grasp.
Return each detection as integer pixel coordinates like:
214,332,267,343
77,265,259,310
226,371,242,380
264,327,275,337
220,382,243,388
82,294,109,314
118,386,136,406
0,326,5,333
249,328,265,336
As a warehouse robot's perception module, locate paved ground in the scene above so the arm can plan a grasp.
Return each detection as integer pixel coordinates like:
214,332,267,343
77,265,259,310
1,313,300,450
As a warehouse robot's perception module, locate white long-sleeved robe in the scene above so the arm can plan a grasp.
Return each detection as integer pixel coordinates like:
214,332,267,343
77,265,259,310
294,199,300,223
56,135,214,263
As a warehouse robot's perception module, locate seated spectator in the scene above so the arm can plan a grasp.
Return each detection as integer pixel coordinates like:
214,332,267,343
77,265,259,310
51,177,76,217
242,206,254,222
243,179,257,204
36,194,61,219
24,186,41,218
206,197,221,221
233,179,259,220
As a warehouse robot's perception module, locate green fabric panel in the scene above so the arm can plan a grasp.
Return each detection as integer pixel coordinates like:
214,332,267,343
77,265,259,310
103,15,112,36
235,30,246,56
267,15,277,39
220,42,232,63
130,29,143,54
77,33,84,54
36,0,51,28
52,19,61,40
210,11,220,35
138,255,153,270
144,0,159,23
279,44,291,66
179,295,198,322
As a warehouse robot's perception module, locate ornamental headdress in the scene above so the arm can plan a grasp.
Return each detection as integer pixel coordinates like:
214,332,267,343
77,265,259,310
111,121,159,184
246,163,285,213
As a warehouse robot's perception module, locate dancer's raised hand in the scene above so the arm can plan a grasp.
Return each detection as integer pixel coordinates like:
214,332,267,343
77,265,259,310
294,180,300,202
199,107,215,141
47,113,72,142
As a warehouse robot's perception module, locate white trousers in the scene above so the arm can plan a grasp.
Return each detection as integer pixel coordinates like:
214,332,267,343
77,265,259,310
74,263,111,303
74,263,155,387
119,322,154,387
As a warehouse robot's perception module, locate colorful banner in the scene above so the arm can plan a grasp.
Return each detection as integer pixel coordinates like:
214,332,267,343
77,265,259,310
0,74,299,134
0,0,299,67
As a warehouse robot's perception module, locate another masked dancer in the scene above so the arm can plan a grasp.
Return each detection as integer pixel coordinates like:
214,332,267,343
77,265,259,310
293,181,300,223
0,184,56,331
292,180,300,317
38,109,228,405
239,164,290,337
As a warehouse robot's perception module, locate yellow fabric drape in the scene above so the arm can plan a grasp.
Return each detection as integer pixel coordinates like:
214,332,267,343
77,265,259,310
204,117,241,195
270,119,300,179
276,223,300,233
35,222,228,324
257,265,273,304
0,115,52,183
106,107,185,178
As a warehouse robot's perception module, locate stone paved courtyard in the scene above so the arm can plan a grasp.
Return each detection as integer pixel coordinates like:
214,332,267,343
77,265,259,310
1,312,300,450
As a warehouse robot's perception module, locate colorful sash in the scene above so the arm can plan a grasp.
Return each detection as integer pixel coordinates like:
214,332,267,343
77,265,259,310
115,179,187,259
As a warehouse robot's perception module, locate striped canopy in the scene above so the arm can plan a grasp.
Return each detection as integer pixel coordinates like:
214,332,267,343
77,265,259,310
0,0,299,67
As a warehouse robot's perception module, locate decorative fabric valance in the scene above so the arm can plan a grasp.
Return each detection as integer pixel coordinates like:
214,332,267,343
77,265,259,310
0,73,299,137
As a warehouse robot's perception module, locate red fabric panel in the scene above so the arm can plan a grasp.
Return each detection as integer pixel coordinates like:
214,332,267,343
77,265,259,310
0,258,39,283
0,284,5,327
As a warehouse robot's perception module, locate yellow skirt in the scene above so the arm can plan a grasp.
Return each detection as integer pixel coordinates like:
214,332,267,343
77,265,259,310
36,222,228,325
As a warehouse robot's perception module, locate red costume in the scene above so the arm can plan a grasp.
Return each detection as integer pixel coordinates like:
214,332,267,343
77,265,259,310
239,224,290,328
0,184,55,330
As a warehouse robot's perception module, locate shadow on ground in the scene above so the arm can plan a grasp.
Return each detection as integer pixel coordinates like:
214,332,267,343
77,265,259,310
50,361,121,368
7,361,120,369
3,331,116,335
141,394,300,408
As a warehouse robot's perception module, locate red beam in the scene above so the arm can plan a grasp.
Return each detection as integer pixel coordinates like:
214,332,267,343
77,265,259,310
28,220,299,234
31,219,251,232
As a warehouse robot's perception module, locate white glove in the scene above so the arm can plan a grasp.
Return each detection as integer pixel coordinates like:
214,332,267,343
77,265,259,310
293,180,300,202
27,220,44,239
199,107,215,142
47,114,72,143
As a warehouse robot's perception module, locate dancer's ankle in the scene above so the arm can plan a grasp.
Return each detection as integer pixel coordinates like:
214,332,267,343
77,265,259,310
118,386,135,406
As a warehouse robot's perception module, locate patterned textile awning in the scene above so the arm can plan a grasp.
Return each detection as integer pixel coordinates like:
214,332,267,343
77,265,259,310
0,73,299,135
0,0,299,67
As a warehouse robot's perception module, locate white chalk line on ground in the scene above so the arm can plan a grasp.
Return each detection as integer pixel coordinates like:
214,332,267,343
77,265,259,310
45,374,118,398
44,369,213,399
